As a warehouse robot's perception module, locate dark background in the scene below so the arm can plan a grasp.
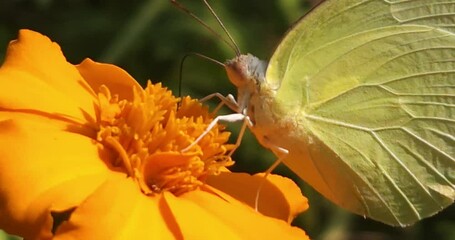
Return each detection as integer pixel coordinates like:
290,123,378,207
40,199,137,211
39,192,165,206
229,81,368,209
0,0,453,239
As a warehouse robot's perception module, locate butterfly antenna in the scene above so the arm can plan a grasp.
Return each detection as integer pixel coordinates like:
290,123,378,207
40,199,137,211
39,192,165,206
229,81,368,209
178,52,225,99
171,0,240,56
201,0,241,56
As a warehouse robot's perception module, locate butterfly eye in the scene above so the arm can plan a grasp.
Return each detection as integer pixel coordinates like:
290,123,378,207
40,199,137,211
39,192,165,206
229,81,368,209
225,58,249,87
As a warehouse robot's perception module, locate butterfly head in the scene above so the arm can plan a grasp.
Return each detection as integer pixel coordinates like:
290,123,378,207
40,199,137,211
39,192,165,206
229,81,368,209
225,54,267,89
224,53,268,113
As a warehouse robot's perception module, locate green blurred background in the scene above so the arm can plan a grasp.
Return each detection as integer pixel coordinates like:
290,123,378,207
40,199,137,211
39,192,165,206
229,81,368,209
0,0,453,239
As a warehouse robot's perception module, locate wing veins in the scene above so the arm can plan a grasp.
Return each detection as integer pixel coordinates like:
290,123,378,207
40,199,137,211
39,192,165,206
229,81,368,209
307,115,452,218
307,30,454,107
371,131,435,218
428,127,455,142
398,142,455,190
284,0,378,81
305,114,372,132
377,84,455,97
313,126,402,222
402,127,455,163
394,12,455,24
389,1,455,24
412,116,455,123
300,26,432,74
403,101,455,108
379,69,455,86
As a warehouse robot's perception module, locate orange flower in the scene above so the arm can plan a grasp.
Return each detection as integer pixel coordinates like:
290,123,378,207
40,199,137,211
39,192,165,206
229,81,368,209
0,30,309,240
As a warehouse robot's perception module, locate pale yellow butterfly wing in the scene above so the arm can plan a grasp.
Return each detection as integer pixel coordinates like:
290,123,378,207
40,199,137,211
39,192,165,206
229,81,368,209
261,0,455,226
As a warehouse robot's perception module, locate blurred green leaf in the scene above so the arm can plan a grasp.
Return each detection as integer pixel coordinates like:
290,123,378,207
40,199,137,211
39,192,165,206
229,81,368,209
0,230,21,240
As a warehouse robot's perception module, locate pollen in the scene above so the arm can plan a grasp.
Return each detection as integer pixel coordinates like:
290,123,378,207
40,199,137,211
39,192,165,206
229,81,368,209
96,81,234,195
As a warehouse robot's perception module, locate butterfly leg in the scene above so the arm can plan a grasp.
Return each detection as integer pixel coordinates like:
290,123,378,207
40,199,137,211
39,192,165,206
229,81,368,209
227,115,252,157
199,92,239,113
181,113,247,153
255,144,289,210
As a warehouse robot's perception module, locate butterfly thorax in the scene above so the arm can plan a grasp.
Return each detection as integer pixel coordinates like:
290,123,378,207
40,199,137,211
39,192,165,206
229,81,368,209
225,54,301,152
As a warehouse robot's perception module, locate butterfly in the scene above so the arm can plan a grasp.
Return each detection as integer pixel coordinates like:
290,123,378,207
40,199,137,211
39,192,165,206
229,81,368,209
180,0,455,226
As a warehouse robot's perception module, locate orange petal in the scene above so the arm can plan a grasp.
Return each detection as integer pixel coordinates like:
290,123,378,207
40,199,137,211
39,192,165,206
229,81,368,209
0,112,111,239
54,174,176,240
164,190,309,239
0,30,97,122
206,172,308,222
77,58,142,101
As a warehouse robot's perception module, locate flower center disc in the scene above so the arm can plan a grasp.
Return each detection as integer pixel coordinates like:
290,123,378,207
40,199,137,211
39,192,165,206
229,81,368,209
96,82,234,195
